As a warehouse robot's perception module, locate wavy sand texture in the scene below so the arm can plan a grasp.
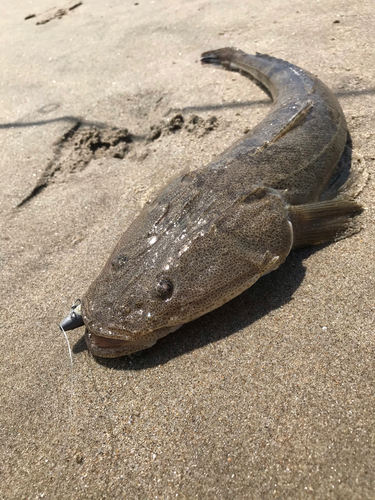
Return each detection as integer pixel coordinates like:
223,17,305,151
1,0,374,498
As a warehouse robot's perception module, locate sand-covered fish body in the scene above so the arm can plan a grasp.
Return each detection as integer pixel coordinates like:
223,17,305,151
80,48,361,357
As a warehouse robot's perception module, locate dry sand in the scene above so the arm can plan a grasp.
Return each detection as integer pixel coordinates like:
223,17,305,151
1,0,374,498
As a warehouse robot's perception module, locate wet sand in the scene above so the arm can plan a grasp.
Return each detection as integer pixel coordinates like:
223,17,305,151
1,0,374,497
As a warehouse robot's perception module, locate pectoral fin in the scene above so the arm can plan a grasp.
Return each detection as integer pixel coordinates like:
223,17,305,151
288,198,363,248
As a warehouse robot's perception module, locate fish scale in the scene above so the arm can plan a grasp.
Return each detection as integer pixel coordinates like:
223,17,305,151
61,47,362,357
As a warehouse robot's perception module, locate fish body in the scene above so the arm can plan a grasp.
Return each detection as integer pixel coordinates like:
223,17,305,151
80,48,361,357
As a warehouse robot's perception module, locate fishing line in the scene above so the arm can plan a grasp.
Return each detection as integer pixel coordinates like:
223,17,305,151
59,322,74,427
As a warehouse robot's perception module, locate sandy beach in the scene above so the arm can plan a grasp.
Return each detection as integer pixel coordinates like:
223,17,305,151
1,0,374,497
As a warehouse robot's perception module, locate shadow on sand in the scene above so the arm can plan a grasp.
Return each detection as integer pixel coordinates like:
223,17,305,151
73,245,326,370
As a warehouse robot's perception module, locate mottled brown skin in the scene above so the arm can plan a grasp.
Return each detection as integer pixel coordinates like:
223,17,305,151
81,48,361,357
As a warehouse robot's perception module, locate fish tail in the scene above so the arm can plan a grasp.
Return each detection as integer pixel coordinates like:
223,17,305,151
201,48,283,99
201,47,247,70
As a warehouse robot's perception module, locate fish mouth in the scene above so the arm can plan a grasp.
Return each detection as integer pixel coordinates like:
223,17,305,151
84,324,183,358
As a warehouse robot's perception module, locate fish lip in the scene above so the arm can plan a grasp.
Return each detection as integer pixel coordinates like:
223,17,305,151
84,329,154,358
84,324,183,358
84,324,138,341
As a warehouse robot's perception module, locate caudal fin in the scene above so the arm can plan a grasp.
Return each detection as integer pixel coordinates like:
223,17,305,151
201,47,245,69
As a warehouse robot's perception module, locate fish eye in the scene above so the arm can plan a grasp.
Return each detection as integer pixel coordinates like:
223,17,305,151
156,279,173,299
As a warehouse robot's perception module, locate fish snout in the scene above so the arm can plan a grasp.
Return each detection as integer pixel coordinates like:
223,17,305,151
84,323,183,358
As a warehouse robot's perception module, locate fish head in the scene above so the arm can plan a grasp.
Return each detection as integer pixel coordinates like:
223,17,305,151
81,185,293,357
